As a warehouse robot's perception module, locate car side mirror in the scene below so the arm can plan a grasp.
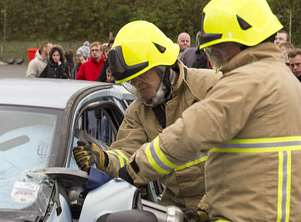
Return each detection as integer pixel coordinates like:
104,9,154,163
97,210,158,222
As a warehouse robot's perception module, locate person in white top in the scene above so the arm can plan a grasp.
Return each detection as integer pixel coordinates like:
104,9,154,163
26,42,52,78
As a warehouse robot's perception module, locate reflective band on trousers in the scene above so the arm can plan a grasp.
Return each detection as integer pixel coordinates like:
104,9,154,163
107,149,129,168
145,136,208,174
210,136,301,222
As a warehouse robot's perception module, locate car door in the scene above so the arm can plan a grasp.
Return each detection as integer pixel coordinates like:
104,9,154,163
64,85,162,203
65,85,134,169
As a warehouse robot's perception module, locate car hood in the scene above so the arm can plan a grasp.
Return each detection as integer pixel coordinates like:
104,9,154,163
0,170,54,221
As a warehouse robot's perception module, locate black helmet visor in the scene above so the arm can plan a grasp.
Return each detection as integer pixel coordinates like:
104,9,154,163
108,46,149,82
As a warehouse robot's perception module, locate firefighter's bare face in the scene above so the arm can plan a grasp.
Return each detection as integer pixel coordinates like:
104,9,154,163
130,69,161,103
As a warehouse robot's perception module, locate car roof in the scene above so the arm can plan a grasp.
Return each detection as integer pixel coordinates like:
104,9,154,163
0,78,111,109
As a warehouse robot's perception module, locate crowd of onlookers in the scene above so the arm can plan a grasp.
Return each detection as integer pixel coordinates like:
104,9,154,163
274,30,301,81
26,29,301,83
26,39,114,82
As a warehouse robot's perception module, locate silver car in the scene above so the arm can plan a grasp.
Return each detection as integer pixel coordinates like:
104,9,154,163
0,78,183,222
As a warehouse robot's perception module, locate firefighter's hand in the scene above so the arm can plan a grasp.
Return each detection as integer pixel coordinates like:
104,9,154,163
73,141,108,172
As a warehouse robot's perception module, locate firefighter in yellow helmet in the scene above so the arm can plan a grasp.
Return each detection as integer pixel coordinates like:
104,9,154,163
80,0,301,221
73,20,220,217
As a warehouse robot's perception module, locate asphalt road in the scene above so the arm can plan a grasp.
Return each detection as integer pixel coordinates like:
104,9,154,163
0,64,27,78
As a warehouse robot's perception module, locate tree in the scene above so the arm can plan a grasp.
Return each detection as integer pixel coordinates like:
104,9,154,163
2,0,300,47
0,0,210,42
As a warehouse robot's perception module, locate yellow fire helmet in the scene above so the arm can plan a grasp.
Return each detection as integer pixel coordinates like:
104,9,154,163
108,20,179,84
198,0,283,50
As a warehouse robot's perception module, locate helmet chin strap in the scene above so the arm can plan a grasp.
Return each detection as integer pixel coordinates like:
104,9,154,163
144,81,167,107
143,65,177,107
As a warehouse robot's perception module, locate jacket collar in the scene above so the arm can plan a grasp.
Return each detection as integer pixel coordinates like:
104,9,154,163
221,43,284,75
172,60,202,101
173,60,187,91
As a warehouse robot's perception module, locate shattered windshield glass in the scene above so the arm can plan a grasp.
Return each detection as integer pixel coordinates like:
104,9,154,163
0,171,54,221
0,106,59,215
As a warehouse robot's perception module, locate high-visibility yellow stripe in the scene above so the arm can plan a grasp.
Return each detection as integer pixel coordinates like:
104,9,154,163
276,151,292,222
210,146,301,153
285,152,292,222
106,150,121,168
152,137,177,169
225,136,301,144
176,155,208,171
107,150,125,168
145,142,170,174
145,137,207,173
277,152,283,222
114,150,129,164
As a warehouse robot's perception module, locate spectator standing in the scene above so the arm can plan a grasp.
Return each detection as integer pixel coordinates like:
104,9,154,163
77,41,90,60
177,32,191,53
40,45,68,79
288,48,301,81
180,47,209,68
26,42,52,78
73,45,90,78
101,43,110,59
76,41,105,81
180,31,209,68
65,49,75,79
97,40,115,82
274,30,289,45
96,43,110,82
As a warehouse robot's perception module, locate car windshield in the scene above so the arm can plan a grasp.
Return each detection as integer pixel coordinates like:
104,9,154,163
0,106,60,213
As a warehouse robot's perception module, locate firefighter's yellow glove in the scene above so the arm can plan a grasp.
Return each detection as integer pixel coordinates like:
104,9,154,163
73,141,108,172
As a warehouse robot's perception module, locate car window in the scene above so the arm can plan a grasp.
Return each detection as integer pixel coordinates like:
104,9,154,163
82,108,117,146
0,107,59,210
68,99,124,169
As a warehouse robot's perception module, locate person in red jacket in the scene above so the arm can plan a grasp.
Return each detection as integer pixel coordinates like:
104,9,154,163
76,41,105,81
